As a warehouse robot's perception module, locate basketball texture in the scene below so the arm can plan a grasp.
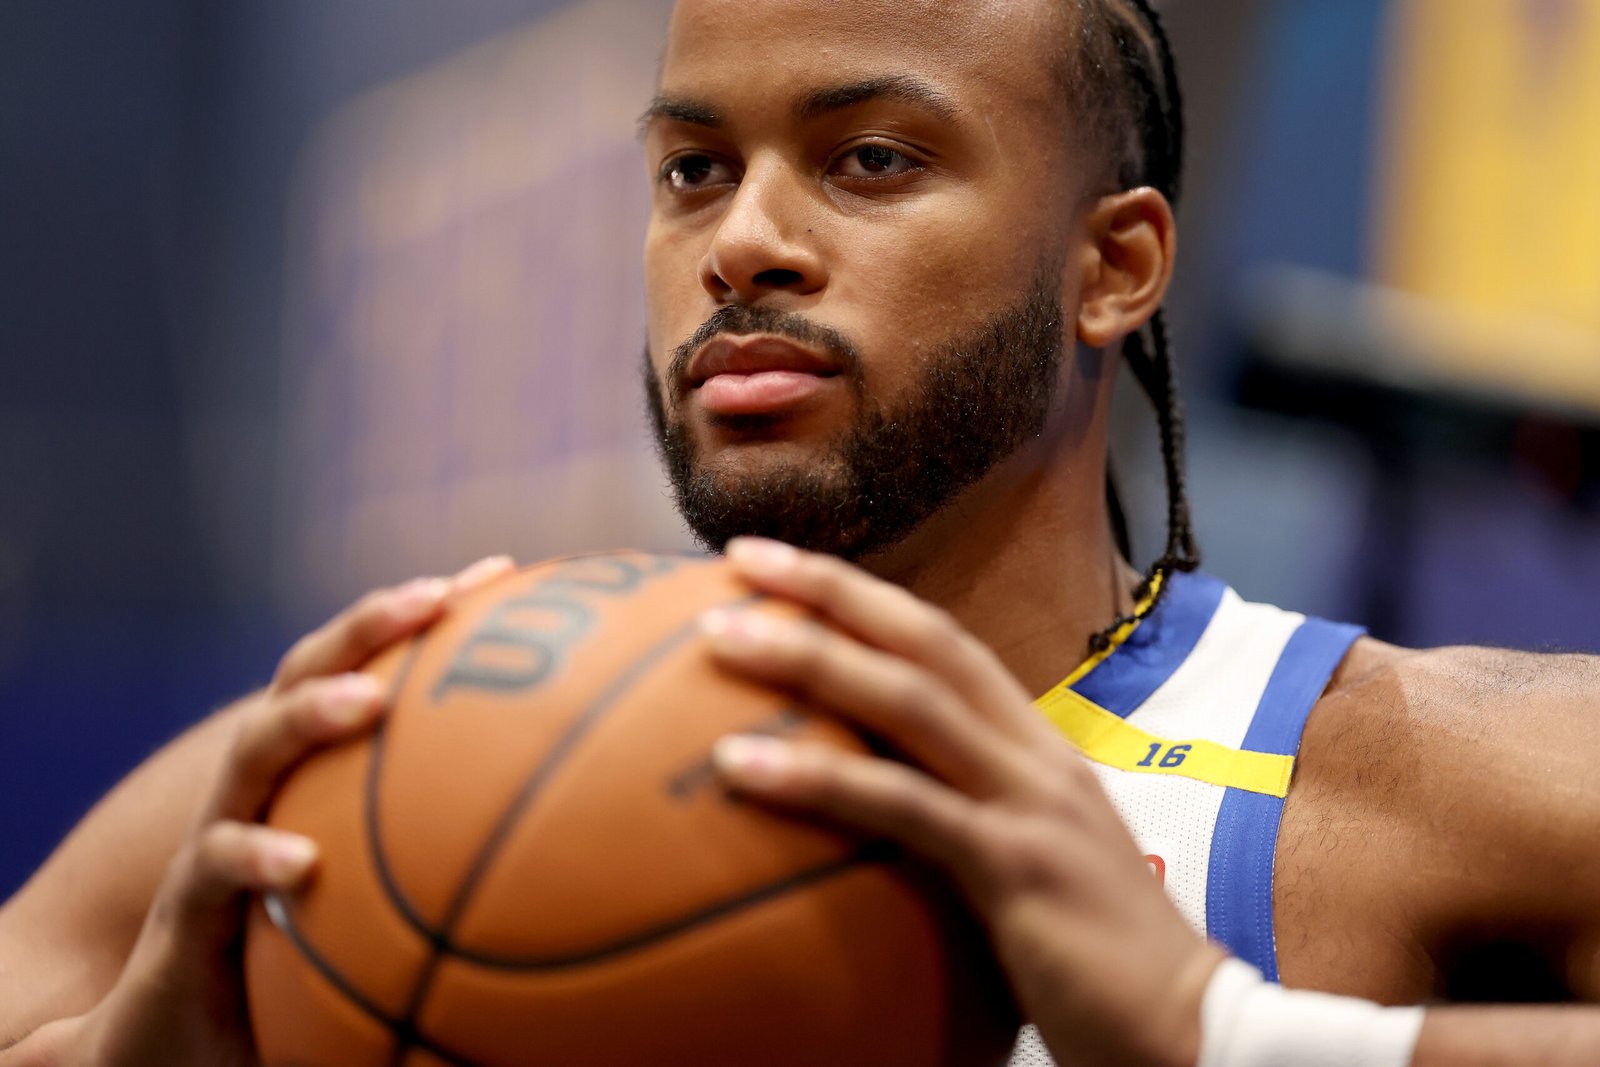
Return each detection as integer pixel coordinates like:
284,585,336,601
245,551,1017,1067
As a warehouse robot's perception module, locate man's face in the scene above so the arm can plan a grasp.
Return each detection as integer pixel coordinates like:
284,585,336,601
642,0,1090,557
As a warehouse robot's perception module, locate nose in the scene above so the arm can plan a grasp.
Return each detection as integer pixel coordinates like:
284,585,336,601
699,158,826,305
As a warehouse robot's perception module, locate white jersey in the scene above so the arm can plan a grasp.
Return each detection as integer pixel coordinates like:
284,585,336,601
1011,572,1363,1066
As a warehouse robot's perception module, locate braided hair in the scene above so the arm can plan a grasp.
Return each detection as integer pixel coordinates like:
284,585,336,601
1065,0,1201,653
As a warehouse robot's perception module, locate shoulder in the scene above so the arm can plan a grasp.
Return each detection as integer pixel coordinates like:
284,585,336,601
1332,635,1600,698
1277,638,1600,996
1302,635,1600,826
1315,637,1600,760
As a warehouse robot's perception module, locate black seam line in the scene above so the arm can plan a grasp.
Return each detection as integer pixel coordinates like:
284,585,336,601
367,644,448,947
264,847,895,1064
440,593,769,938
256,639,430,1067
363,639,430,1067
384,592,768,1037
364,552,706,946
447,843,895,971
261,893,488,1067
365,582,758,950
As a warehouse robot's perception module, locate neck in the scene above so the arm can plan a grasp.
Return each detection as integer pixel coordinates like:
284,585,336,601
859,411,1140,699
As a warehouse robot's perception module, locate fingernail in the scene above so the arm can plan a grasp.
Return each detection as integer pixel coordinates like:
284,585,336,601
700,607,790,651
453,555,515,592
727,538,799,576
323,673,382,725
713,735,793,784
262,834,318,884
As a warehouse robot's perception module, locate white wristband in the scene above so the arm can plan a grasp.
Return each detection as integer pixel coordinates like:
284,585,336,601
1197,958,1425,1067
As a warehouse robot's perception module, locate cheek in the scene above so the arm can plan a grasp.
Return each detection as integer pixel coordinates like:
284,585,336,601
832,197,1056,351
644,223,706,361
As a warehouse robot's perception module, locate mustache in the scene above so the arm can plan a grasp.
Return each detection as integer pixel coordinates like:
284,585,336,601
666,305,863,388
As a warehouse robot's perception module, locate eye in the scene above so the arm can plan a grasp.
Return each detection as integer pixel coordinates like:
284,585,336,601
832,144,920,180
660,153,736,192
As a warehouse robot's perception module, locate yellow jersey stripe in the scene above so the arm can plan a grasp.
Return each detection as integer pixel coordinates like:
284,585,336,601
1034,672,1294,799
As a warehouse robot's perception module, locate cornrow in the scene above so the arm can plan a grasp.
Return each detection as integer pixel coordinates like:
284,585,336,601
1116,0,1185,203
1079,0,1202,654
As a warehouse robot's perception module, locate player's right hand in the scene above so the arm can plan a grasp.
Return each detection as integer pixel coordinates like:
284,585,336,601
12,557,513,1067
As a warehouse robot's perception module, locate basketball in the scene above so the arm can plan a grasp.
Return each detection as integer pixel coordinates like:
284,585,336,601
245,551,1017,1067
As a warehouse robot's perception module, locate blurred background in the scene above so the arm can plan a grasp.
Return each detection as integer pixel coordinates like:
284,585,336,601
3,0,1597,897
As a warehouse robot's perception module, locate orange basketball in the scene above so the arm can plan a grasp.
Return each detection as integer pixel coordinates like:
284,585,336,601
245,551,1017,1067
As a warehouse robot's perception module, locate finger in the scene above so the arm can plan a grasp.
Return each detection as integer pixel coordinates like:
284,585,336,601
273,578,450,688
176,822,318,917
702,607,1021,795
713,735,988,887
725,539,1037,730
448,554,516,599
205,672,385,824
142,821,317,963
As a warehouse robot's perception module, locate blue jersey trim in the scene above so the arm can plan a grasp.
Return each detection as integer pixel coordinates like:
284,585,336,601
1238,617,1366,759
1073,571,1227,719
1204,617,1364,981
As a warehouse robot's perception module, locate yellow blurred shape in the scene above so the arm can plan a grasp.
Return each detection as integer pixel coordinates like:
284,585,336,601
1374,0,1600,406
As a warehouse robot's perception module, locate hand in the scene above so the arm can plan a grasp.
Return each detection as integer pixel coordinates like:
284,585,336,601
23,557,514,1067
704,539,1225,1067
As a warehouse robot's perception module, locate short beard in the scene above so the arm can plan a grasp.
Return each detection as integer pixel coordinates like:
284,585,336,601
644,271,1065,560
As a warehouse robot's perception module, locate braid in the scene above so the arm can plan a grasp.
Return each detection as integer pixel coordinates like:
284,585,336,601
1088,311,1199,653
1145,313,1200,572
1120,0,1185,204
1076,0,1202,655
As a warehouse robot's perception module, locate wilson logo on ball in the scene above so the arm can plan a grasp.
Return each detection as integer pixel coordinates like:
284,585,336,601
432,555,680,701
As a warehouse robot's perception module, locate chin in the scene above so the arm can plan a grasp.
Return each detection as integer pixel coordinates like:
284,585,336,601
692,430,842,473
698,449,847,495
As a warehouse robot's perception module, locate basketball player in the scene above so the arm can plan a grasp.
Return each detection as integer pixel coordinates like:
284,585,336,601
4,1,1600,1065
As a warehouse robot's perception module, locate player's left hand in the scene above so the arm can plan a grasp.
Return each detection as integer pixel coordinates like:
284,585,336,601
705,538,1226,1067
11,556,516,1067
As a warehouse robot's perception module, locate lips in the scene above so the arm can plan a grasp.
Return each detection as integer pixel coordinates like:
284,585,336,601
685,336,846,418
686,336,844,387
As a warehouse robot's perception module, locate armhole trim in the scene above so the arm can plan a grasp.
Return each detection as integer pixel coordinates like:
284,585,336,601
1203,618,1365,981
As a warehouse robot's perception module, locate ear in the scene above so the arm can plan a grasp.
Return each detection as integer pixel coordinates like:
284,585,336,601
1073,187,1177,348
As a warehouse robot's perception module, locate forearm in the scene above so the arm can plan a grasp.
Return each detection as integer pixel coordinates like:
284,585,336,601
0,695,252,1035
0,565,494,1067
1413,1005,1600,1066
1199,959,1600,1067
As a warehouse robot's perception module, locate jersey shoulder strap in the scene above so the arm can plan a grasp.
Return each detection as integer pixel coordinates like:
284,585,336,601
1034,571,1363,978
1203,604,1363,979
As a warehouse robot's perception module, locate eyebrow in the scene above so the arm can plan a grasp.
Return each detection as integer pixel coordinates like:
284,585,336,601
638,74,960,137
795,75,959,124
638,96,724,136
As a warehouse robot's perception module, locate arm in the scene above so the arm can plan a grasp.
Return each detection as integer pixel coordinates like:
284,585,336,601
0,700,249,1043
1415,1007,1600,1065
1194,960,1600,1067
706,539,1600,1067
0,558,511,1063
1282,644,1600,1001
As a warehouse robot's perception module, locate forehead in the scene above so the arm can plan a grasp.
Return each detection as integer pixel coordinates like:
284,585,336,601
659,0,1068,123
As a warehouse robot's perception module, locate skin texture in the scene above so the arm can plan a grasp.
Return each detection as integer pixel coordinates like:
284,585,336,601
641,0,1173,691
1277,642,1600,1003
3,1,1600,1065
704,546,1600,1065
